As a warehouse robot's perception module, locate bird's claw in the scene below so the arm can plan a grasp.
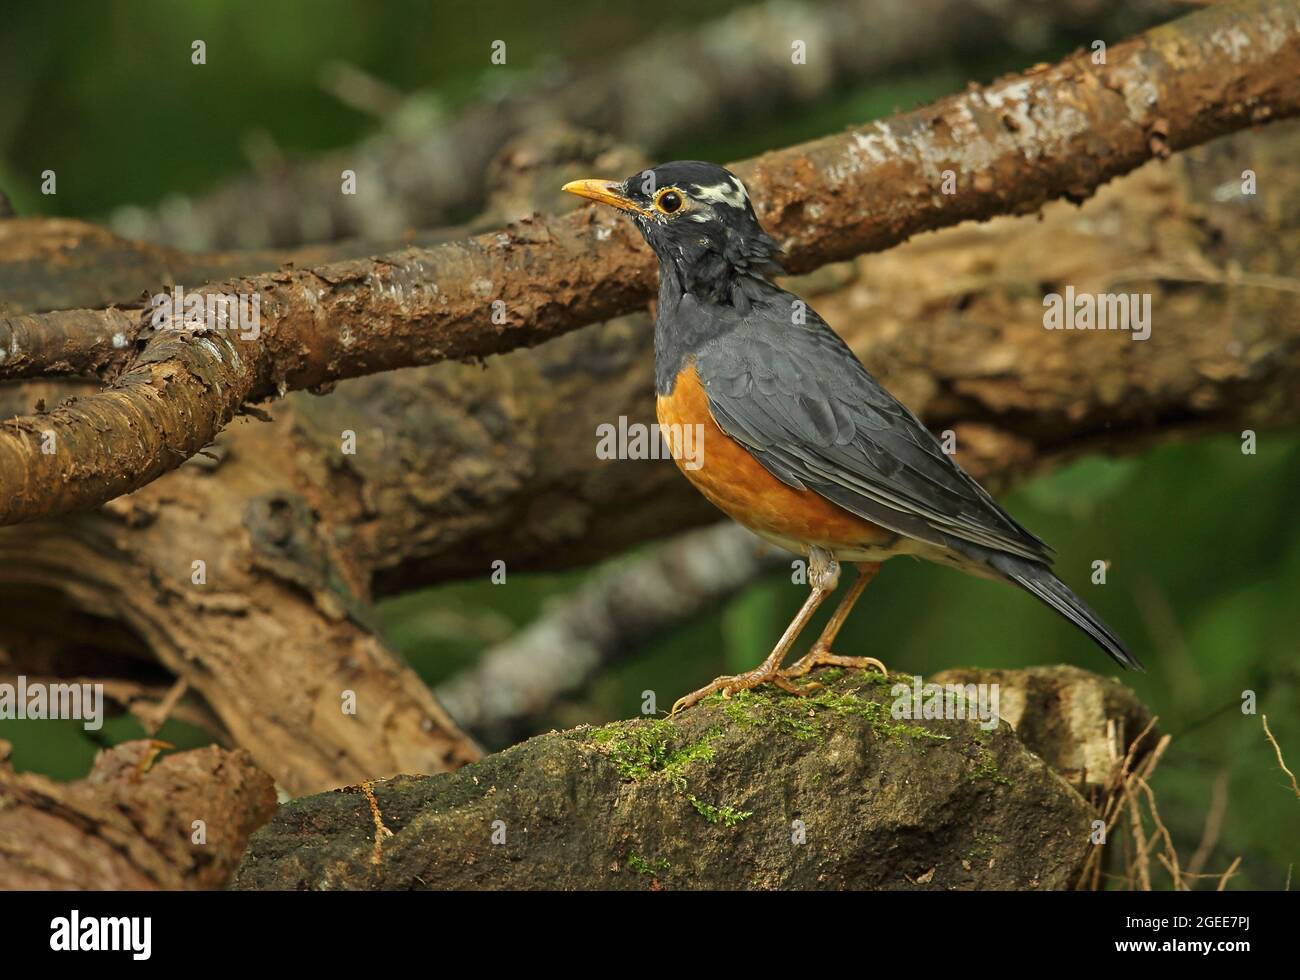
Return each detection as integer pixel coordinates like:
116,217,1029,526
780,645,888,681
670,647,886,714
670,669,802,715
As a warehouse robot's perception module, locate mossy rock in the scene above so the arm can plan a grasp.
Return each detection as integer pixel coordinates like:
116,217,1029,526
233,667,1108,890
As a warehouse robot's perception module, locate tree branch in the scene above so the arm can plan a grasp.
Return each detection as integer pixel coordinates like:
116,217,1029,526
108,0,1178,250
2,0,1296,526
0,740,276,889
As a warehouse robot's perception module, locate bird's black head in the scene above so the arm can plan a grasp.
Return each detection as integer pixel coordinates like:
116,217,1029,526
563,161,782,305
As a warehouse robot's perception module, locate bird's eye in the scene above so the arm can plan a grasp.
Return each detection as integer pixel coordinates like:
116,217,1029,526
655,188,684,214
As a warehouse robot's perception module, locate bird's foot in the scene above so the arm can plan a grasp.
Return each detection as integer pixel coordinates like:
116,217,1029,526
671,665,803,714
780,644,887,686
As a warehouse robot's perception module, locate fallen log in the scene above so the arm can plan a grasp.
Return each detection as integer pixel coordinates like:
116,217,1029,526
0,740,276,890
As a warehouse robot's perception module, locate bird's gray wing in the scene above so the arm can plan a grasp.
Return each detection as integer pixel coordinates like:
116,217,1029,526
696,312,1053,564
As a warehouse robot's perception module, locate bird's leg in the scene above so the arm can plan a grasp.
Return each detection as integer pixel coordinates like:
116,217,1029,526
670,548,839,714
781,561,888,682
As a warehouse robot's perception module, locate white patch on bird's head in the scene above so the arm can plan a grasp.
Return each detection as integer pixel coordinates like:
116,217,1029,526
691,175,749,210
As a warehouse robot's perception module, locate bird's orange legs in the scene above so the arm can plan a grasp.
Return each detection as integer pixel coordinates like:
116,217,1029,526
671,551,887,714
780,561,887,679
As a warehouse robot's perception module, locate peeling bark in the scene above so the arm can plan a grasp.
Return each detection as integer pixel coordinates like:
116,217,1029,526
0,740,276,890
0,217,468,378
2,0,1297,526
108,0,1177,250
0,423,482,797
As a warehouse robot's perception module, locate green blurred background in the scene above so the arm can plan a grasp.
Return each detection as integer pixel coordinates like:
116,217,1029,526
0,0,1295,889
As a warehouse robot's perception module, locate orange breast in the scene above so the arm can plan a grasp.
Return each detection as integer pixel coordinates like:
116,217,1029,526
656,363,896,554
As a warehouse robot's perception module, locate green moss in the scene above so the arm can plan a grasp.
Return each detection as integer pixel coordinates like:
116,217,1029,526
970,747,1013,785
663,725,722,768
589,718,676,780
687,795,754,827
801,686,867,716
794,682,951,743
662,725,724,790
968,729,1013,785
701,674,949,745
627,854,670,876
588,719,722,789
720,694,763,728
963,832,1003,864
776,712,821,740
857,670,895,687
858,698,952,743
589,673,943,804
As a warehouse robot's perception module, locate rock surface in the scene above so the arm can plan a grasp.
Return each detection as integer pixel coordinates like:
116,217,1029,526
234,666,1149,890
931,665,1155,790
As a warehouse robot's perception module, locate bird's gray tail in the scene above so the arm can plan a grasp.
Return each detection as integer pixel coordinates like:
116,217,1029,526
991,555,1144,671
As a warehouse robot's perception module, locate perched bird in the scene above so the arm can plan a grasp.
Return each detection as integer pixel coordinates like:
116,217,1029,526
563,162,1141,712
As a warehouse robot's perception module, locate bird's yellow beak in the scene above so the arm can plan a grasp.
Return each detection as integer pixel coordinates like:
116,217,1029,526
561,178,650,217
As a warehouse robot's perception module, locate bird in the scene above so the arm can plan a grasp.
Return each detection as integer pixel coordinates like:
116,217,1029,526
563,161,1142,713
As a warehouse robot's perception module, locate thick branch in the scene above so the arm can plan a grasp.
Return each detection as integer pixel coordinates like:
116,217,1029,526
0,467,483,797
108,0,1177,250
5,115,1297,590
0,216,467,378
0,740,276,889
2,0,1296,526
